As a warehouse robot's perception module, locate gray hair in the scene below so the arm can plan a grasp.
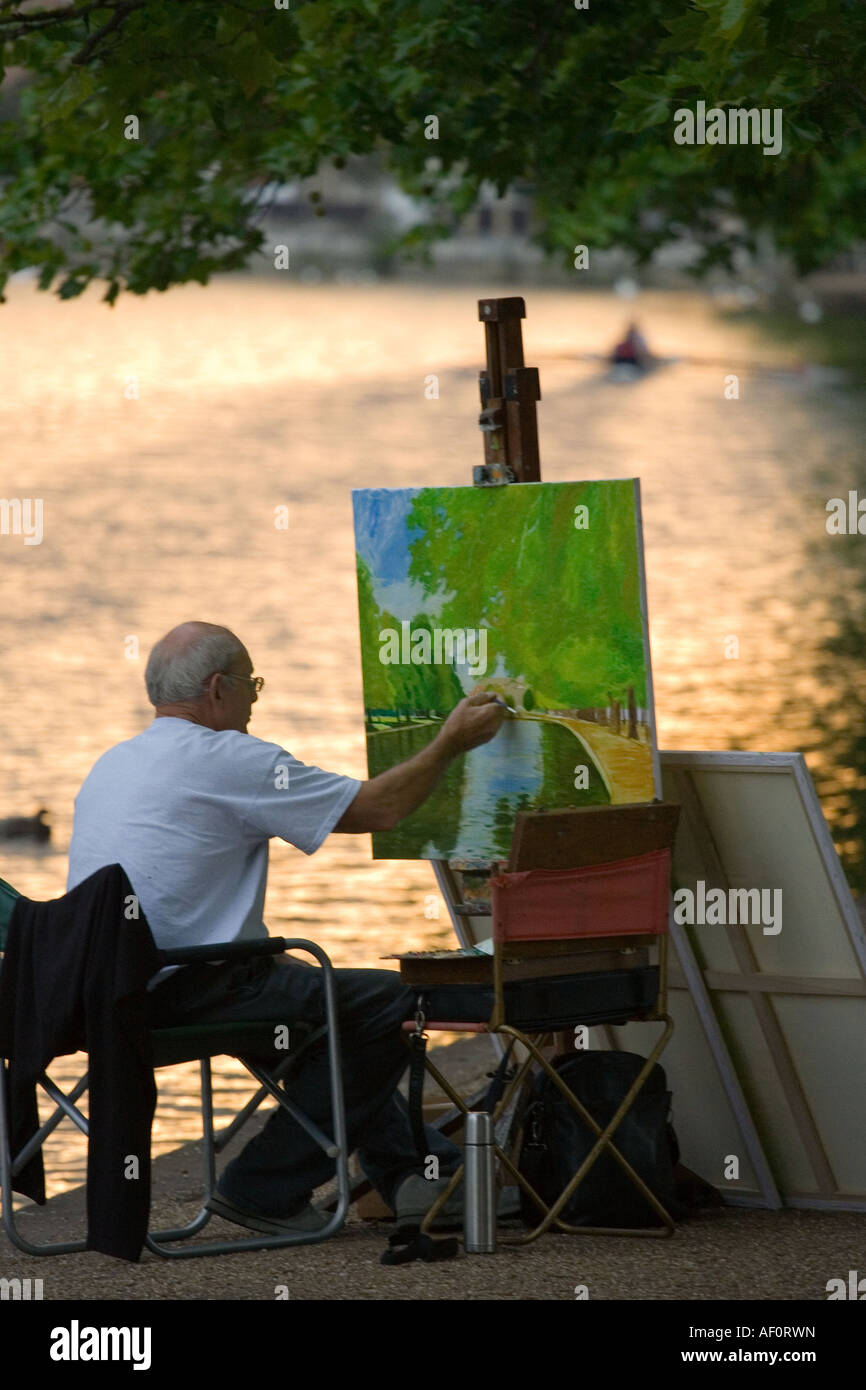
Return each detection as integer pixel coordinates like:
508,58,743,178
145,626,245,707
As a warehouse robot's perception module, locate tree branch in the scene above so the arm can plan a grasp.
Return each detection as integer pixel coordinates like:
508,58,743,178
70,0,145,64
0,1,119,31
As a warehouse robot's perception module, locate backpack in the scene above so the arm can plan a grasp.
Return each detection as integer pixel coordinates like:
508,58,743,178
517,1050,685,1228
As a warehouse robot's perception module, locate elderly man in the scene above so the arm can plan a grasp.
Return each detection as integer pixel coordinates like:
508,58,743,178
67,621,505,1235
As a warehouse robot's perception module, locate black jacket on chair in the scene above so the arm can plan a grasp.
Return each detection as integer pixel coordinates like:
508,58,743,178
0,863,159,1261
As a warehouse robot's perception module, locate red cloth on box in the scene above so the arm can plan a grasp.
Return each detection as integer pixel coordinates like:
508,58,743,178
490,848,671,942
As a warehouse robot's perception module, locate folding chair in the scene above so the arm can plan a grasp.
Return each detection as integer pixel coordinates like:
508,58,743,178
0,875,350,1258
401,837,679,1244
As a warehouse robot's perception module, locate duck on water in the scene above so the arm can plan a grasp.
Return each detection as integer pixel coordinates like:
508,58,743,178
0,808,51,842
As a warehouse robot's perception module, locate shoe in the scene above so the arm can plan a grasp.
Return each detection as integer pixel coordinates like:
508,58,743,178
394,1174,463,1230
206,1190,331,1235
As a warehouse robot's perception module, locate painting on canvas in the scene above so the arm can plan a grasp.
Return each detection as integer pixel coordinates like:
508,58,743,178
353,479,658,860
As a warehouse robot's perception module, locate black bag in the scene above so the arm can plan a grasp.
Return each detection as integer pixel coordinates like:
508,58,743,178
518,1050,685,1228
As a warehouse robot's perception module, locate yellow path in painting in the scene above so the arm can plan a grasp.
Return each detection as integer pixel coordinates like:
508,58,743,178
510,711,654,804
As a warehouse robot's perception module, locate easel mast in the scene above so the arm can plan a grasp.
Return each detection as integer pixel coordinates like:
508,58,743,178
475,298,541,485
431,297,542,960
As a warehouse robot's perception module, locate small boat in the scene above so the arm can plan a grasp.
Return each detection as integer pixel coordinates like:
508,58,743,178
610,322,652,367
603,322,676,382
0,808,51,842
548,325,678,384
605,358,680,382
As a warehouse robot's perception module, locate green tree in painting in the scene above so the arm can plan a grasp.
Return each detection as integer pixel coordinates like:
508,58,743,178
356,556,465,719
405,482,647,710
391,614,467,715
356,555,394,715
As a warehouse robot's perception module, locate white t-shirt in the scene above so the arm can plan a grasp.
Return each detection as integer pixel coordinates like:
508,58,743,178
67,717,361,979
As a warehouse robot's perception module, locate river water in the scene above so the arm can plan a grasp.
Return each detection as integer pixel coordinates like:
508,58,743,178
2,276,865,1191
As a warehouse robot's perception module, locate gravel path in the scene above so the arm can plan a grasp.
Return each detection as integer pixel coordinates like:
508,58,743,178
3,1038,862,1301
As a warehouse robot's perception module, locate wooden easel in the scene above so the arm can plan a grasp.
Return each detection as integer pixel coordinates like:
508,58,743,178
429,298,542,1037
475,297,541,485
428,301,670,1047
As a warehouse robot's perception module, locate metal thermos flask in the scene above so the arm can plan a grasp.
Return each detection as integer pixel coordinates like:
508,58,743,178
464,1111,496,1252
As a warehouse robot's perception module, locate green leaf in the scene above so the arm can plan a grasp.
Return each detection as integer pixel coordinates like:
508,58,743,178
43,67,96,123
612,76,673,132
231,36,282,98
58,276,87,299
692,0,760,43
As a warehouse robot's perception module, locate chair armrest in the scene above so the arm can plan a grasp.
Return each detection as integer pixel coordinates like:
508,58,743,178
156,937,289,967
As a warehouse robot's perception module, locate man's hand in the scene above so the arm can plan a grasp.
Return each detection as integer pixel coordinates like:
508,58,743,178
334,692,507,834
435,691,507,756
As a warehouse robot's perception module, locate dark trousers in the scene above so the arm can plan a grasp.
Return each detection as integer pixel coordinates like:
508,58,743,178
148,954,460,1215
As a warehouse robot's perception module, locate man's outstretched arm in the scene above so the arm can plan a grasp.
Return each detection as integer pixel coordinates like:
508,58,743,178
334,692,506,833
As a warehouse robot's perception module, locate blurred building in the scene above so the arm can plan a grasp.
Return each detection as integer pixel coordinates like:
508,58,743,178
254,158,556,282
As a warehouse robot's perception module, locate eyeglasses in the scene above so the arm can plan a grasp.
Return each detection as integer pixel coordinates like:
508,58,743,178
218,672,265,695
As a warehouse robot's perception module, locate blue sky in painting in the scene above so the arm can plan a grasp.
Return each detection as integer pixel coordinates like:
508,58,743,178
352,487,433,615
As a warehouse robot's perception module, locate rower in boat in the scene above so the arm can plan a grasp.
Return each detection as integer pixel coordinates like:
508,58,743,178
610,322,652,370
